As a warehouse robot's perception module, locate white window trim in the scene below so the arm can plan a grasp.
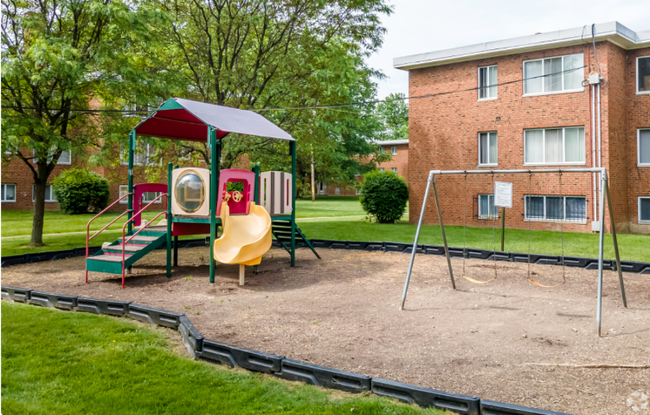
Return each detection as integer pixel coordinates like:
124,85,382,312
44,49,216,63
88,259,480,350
524,195,587,224
522,53,584,97
1,184,16,203
639,197,650,224
142,192,163,204
33,147,72,165
121,143,160,166
478,65,498,101
478,194,499,220
391,167,398,173
32,184,57,203
523,127,586,166
478,131,498,167
119,185,129,204
391,146,397,155
636,56,650,95
378,168,384,172
638,128,650,167
335,187,340,195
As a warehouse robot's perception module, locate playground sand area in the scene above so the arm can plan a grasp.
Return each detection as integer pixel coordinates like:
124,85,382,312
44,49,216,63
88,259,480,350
3,247,650,415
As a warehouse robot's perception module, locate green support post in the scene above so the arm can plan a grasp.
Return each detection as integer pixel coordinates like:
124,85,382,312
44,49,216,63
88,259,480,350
174,164,179,267
166,162,172,278
290,141,296,267
253,164,260,205
127,130,135,235
209,127,217,284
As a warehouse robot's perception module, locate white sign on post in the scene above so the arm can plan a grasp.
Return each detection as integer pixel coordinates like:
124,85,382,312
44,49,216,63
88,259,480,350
494,181,513,208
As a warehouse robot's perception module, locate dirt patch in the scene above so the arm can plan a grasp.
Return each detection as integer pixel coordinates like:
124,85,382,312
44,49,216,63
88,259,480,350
3,247,649,415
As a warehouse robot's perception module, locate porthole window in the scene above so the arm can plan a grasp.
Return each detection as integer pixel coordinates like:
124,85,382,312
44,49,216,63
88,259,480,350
175,170,205,213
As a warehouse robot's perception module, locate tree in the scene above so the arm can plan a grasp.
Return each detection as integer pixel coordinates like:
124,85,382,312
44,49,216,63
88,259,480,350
151,0,391,173
375,92,408,142
1,0,172,246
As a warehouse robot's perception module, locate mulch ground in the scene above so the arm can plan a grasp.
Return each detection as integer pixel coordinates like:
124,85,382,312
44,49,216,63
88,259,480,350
3,247,649,415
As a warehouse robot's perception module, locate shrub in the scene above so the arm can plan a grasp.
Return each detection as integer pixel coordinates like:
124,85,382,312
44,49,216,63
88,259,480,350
360,170,409,223
52,168,110,214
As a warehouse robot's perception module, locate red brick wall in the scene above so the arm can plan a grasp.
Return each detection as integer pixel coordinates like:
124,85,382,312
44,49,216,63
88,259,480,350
407,42,650,233
377,143,409,182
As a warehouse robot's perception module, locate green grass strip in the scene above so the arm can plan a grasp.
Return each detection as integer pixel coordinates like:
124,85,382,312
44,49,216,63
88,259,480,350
1,302,444,415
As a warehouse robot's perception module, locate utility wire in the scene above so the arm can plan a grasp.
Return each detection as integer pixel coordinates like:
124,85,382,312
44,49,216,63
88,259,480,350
2,65,587,114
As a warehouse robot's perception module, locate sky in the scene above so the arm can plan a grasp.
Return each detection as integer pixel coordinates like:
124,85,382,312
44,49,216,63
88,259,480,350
367,0,650,99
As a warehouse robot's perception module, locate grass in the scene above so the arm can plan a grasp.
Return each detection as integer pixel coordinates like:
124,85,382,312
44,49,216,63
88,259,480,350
1,302,444,415
298,219,650,262
2,196,649,262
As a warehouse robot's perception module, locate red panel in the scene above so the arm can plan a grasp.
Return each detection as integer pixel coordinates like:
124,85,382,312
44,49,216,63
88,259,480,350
133,183,168,226
136,116,208,141
172,222,211,236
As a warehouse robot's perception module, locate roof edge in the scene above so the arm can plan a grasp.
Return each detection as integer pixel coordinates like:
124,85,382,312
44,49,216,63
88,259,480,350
394,21,650,71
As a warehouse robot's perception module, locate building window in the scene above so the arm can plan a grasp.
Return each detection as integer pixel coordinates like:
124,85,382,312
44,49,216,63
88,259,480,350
317,182,326,195
524,127,585,165
1,184,16,202
379,146,384,153
391,167,397,174
478,132,498,166
525,195,587,222
142,191,162,203
355,187,362,196
640,197,650,223
120,185,161,204
32,184,57,202
523,53,583,95
121,143,158,166
335,187,340,195
379,168,384,172
638,129,650,166
637,56,650,94
478,65,497,100
391,146,397,155
119,185,129,203
478,194,499,219
33,147,71,165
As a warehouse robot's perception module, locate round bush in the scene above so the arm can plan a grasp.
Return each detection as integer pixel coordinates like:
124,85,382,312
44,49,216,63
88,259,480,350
52,168,110,214
360,170,409,223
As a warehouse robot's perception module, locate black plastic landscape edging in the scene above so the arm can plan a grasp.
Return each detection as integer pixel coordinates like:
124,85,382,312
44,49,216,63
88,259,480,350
1,286,573,415
3,237,649,275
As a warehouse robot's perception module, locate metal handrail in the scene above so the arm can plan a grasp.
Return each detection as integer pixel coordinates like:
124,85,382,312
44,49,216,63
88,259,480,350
85,193,133,283
120,193,169,288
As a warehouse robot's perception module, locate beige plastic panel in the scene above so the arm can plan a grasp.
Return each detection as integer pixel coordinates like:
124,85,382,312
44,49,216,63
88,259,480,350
259,171,292,215
171,167,211,217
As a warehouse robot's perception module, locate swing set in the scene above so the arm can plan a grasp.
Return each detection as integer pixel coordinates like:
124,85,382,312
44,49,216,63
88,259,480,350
400,167,627,337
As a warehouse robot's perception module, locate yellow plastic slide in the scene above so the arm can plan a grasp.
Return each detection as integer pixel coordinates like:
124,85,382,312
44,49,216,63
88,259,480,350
213,202,272,285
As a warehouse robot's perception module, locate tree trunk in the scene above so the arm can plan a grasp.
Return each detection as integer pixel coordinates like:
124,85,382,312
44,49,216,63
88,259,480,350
30,178,47,247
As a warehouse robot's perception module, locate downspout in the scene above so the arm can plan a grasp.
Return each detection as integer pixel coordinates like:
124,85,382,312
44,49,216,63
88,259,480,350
597,81,603,231
592,84,597,225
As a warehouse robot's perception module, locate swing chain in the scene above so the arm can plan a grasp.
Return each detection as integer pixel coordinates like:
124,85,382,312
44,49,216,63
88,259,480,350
559,172,566,283
492,171,497,279
527,171,532,281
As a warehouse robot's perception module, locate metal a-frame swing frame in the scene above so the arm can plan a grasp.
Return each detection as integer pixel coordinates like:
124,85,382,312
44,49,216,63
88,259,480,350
399,167,627,337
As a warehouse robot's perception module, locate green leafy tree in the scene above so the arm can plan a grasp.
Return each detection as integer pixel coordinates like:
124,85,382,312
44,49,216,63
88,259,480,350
360,170,409,223
376,92,409,142
1,0,172,246
150,0,391,177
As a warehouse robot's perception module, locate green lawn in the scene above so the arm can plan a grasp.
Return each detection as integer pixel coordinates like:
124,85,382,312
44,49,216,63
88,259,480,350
3,197,650,262
1,302,442,415
295,196,365,218
299,219,650,262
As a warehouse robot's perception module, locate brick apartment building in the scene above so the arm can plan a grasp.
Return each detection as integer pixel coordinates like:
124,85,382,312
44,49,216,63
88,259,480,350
395,21,650,234
318,139,409,196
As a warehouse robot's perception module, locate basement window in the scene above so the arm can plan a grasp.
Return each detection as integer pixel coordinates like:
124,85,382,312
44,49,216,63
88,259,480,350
525,195,587,223
1,184,16,202
32,184,57,203
640,197,650,224
478,194,499,219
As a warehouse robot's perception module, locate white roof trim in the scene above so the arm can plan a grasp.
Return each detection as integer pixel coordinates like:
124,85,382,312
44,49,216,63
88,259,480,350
395,21,650,71
374,139,409,145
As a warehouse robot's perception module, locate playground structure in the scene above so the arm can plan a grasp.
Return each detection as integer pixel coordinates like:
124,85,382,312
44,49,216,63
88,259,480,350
401,168,627,337
85,98,319,288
